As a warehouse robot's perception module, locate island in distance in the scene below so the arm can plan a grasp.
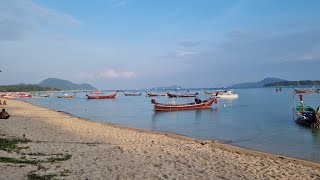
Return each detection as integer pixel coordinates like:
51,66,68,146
38,78,96,90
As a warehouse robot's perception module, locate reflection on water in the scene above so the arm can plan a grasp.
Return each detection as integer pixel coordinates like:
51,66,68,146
22,88,320,162
151,108,219,129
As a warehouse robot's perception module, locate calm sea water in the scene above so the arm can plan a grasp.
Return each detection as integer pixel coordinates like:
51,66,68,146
22,88,320,162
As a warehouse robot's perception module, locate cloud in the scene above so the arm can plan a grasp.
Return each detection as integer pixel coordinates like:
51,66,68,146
175,49,198,57
203,29,320,65
178,40,201,48
162,40,202,59
159,29,320,85
0,0,81,41
111,0,127,7
227,28,248,38
97,69,136,79
122,71,136,78
299,53,314,60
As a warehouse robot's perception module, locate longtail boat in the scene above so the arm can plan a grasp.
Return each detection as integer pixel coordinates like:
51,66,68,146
57,94,76,98
86,93,117,99
151,98,217,111
167,92,198,98
90,90,103,94
146,91,167,97
203,90,225,95
123,92,142,96
294,95,320,128
293,88,320,94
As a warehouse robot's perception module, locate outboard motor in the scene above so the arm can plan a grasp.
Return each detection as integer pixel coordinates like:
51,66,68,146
151,99,156,104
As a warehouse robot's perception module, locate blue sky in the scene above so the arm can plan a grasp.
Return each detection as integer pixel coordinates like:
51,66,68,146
0,0,319,89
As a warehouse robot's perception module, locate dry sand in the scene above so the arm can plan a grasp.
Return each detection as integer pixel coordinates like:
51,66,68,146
0,98,319,179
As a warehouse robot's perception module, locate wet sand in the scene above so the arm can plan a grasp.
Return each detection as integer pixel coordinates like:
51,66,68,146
0,98,319,179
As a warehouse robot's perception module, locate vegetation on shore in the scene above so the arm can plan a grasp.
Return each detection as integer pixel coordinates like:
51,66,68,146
0,137,72,179
264,80,320,87
0,84,59,92
0,138,31,152
27,171,56,180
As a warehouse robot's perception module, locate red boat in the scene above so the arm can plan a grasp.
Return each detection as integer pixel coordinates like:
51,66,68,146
123,92,142,96
151,98,217,111
146,91,167,97
90,91,103,94
167,92,198,98
86,93,117,99
293,89,320,93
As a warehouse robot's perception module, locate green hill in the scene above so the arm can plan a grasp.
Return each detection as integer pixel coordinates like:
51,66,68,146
228,78,287,89
39,78,96,90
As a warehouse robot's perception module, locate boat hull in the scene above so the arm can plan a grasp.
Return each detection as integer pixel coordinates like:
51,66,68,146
294,89,320,93
57,95,76,98
294,105,318,127
154,99,215,111
87,93,116,99
217,94,239,99
123,92,142,96
146,92,167,97
90,91,103,94
167,93,198,98
204,91,225,95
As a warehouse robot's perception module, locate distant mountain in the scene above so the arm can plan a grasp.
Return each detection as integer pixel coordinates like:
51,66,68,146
152,85,183,90
265,80,320,87
39,78,96,90
228,78,287,89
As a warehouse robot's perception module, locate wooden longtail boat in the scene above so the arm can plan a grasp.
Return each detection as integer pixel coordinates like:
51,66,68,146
123,92,142,96
57,94,76,98
294,95,320,128
167,92,198,98
90,91,103,94
86,93,117,99
146,91,167,97
151,98,217,111
293,89,320,93
203,90,225,95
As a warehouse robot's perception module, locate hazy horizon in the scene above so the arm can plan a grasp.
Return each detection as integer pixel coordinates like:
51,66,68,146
1,0,319,89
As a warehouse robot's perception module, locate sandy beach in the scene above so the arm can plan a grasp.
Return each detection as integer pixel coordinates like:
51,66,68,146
0,98,319,179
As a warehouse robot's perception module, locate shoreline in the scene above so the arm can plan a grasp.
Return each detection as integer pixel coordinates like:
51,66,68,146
1,98,320,179
18,99,319,165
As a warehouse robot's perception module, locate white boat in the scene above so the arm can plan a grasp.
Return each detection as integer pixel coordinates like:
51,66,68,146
216,91,239,99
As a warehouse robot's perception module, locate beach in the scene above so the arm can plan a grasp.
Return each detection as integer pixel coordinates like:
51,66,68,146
0,98,320,179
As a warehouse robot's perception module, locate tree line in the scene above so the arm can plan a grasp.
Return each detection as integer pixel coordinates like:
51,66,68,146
264,80,320,87
0,84,60,92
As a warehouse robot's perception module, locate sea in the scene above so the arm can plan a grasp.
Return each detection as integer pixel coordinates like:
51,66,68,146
22,88,320,163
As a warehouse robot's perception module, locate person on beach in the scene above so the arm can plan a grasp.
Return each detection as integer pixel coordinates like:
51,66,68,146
3,100,7,105
0,109,10,119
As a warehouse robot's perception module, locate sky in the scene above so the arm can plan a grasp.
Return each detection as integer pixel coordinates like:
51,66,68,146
0,0,320,89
